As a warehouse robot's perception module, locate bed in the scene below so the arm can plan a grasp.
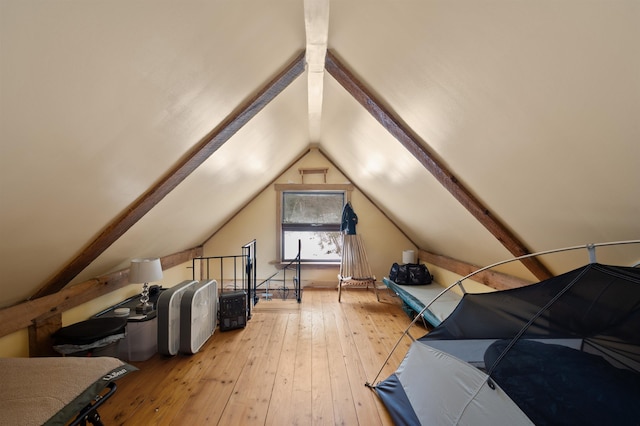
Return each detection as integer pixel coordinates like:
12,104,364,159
0,356,137,426
382,277,462,327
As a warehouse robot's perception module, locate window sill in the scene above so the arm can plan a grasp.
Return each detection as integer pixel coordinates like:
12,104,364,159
269,260,340,269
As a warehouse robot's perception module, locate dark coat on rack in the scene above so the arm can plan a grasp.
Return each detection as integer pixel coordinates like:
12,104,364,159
341,202,358,235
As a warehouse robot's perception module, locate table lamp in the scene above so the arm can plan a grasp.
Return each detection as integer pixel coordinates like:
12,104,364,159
129,258,163,314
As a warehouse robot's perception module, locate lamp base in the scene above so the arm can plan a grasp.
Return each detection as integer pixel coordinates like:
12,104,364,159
136,301,154,314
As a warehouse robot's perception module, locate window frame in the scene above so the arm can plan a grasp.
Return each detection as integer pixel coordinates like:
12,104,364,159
275,183,353,264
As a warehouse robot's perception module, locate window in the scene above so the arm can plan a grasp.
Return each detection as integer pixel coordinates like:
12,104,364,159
276,184,352,263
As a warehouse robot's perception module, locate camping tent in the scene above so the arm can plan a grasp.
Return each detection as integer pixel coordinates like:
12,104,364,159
374,263,640,425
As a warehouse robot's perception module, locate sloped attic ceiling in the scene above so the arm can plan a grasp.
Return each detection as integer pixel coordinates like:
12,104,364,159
1,1,639,308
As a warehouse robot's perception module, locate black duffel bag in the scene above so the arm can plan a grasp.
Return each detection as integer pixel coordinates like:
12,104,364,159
389,262,432,285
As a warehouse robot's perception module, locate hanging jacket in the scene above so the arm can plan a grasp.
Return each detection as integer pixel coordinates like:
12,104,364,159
341,202,358,235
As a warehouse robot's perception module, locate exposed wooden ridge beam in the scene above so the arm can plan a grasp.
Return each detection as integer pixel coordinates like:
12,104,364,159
1,247,202,339
325,50,552,281
30,51,307,300
418,249,532,291
303,0,330,142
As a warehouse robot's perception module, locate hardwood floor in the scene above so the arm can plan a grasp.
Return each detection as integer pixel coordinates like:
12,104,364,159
98,287,425,425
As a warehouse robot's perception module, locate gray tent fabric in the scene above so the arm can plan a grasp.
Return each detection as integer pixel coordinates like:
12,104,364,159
374,263,640,425
374,374,421,426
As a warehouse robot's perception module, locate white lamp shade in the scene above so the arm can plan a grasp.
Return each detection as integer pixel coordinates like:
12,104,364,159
129,258,163,283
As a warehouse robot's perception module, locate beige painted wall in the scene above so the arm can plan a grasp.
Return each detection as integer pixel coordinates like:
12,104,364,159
425,263,495,296
0,261,193,358
204,148,416,288
0,330,28,358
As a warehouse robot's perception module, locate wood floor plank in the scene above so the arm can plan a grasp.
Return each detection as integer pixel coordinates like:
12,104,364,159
243,310,289,423
175,322,260,424
339,289,408,423
290,298,314,425
118,353,200,424
173,319,270,425
311,292,333,425
173,323,263,424
331,296,387,425
217,312,280,425
99,353,182,424
264,312,300,425
98,288,414,425
322,309,360,426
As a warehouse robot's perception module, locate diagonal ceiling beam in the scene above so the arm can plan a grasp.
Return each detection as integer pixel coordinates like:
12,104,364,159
1,247,202,338
325,50,552,281
30,51,307,300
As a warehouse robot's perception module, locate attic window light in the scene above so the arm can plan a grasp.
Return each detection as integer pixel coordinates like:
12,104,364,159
280,190,344,262
129,258,163,314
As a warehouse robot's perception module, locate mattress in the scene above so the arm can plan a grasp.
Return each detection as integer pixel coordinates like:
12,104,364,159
382,277,462,327
0,356,136,426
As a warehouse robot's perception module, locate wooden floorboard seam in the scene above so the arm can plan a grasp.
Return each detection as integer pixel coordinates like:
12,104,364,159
98,288,412,425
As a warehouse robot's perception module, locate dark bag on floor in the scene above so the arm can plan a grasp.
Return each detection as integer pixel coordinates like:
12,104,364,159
389,262,432,285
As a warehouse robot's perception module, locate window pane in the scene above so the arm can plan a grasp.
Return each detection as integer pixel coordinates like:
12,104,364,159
283,192,344,224
284,230,342,261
